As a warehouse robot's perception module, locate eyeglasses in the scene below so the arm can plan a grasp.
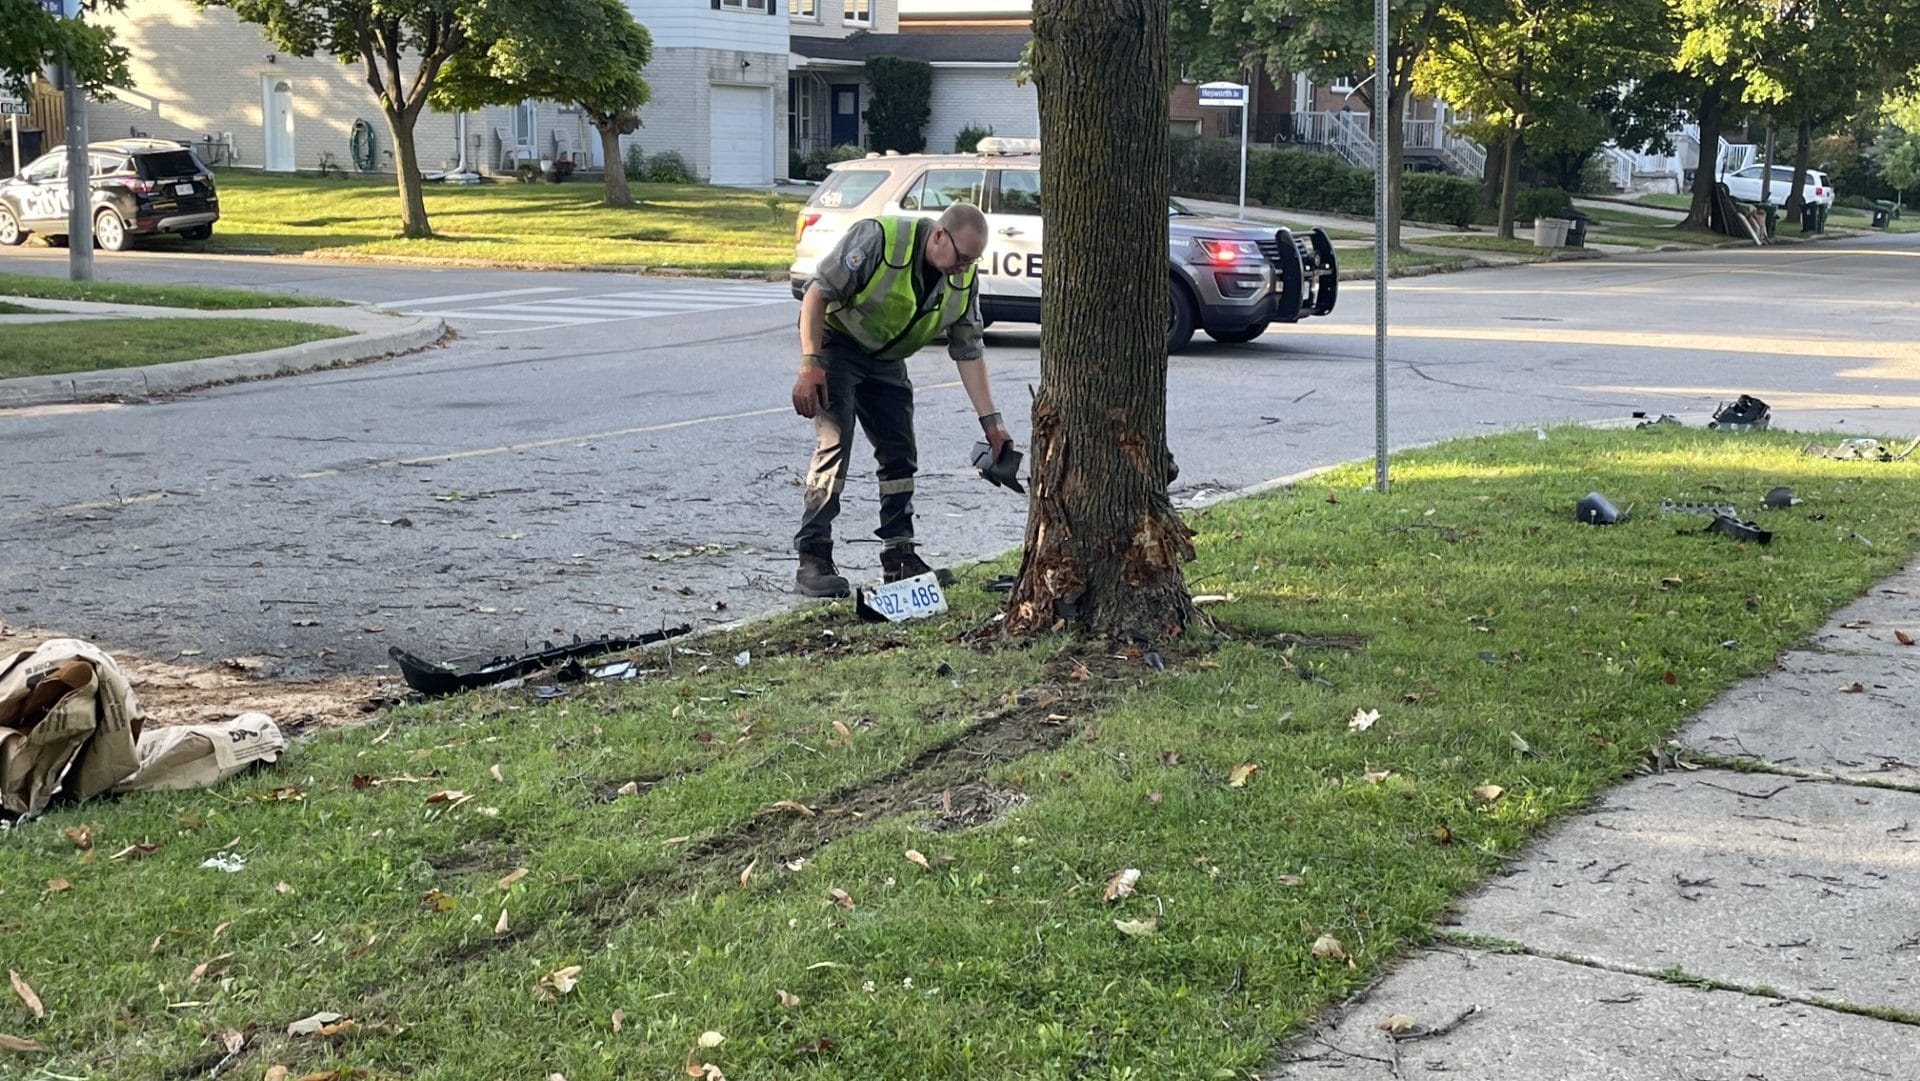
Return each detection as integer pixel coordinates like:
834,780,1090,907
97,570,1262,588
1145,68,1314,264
940,228,983,267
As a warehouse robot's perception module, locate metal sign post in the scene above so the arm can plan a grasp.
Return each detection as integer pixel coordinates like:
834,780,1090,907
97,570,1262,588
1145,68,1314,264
3,105,24,177
1373,0,1389,492
1197,81,1250,220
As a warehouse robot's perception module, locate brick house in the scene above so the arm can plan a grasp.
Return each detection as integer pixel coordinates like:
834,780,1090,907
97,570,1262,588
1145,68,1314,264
81,0,788,185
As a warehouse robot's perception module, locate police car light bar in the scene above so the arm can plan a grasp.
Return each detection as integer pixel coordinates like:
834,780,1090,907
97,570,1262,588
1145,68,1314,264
976,137,1041,156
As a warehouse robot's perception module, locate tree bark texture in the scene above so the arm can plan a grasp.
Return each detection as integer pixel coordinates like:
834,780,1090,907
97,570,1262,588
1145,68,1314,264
598,122,633,208
388,109,431,238
1008,0,1195,642
1497,125,1521,240
1785,112,1812,218
1683,82,1724,230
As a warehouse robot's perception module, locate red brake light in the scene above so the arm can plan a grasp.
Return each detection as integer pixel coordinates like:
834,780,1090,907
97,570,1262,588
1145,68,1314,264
795,212,821,242
125,178,155,194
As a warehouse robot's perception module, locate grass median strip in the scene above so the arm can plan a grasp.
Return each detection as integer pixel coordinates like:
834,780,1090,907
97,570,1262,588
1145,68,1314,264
5,427,1920,1079
0,318,351,378
204,172,804,273
0,301,48,314
0,272,345,310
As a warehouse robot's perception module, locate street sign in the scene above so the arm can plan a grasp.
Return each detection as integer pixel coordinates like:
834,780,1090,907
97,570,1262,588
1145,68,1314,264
41,0,64,15
1196,82,1248,107
0,102,29,116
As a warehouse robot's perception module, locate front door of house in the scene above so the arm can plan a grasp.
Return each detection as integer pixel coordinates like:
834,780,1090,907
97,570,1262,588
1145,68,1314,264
829,84,860,148
263,79,295,171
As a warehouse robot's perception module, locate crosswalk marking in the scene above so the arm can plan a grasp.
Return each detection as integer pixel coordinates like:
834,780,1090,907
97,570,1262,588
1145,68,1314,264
395,282,795,333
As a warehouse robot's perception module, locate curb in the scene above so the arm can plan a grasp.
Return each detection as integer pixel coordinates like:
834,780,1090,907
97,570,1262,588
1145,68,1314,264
0,313,448,408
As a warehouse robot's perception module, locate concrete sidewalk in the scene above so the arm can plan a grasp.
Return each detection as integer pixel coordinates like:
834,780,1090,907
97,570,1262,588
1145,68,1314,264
0,296,445,407
1270,564,1920,1079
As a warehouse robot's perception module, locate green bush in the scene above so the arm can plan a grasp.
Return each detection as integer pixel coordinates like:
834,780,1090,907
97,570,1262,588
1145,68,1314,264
789,149,807,180
1171,135,1247,200
645,151,694,184
1516,186,1573,221
954,124,994,154
801,143,869,182
1574,157,1615,195
1836,193,1876,211
1403,173,1479,227
624,143,648,182
864,56,932,153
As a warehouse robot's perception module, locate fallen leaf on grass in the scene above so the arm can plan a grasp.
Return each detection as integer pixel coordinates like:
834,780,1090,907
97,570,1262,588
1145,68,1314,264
776,989,799,1008
219,1029,245,1054
1841,682,1865,693
275,882,294,895
188,953,233,983
1378,1013,1418,1034
0,1033,46,1052
739,859,757,886
1311,934,1348,961
685,1061,726,1081
1364,770,1393,785
63,825,92,849
1146,790,1164,805
904,849,931,871
421,889,458,913
211,921,231,942
1349,708,1380,732
1899,630,1916,647
611,1009,624,1033
615,781,640,797
767,799,816,817
490,764,505,784
1473,785,1506,803
1509,731,1533,756
425,790,466,803
1663,671,1677,686
828,888,855,910
44,879,70,895
1276,874,1306,887
499,868,529,891
698,1030,725,1049
832,720,854,747
495,908,510,936
9,972,44,1019
536,965,584,1001
286,1011,347,1037
110,842,161,861
1113,917,1159,937
264,1067,289,1081
1103,868,1141,903
1227,763,1259,788
662,835,691,846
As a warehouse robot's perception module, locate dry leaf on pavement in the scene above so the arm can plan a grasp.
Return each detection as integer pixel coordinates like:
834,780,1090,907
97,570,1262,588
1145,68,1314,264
1227,762,1258,788
1378,1013,1418,1034
1113,917,1159,937
1103,868,1141,903
1840,682,1865,693
1349,708,1380,732
8,972,44,1019
828,888,855,910
1898,630,1916,646
904,849,931,871
1473,784,1506,803
1311,934,1348,961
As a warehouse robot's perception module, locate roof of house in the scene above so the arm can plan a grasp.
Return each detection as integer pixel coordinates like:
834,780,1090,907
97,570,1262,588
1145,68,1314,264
791,28,1030,65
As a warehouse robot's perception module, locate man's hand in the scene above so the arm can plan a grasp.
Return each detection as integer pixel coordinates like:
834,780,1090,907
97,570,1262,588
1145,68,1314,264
984,422,1015,462
792,364,829,418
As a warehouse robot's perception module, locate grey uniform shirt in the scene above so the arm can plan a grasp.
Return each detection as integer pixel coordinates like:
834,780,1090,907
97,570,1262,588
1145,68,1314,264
812,218,986,363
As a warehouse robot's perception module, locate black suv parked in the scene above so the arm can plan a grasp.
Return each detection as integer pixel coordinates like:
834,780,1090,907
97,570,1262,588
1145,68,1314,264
0,139,219,251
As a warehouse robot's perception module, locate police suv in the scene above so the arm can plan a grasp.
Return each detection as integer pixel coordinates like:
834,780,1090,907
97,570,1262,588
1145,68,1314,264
0,139,219,252
789,138,1338,352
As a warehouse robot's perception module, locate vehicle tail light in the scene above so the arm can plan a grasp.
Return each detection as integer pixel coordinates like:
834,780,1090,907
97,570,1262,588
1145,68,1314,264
1200,240,1239,264
1815,187,1826,197
795,212,821,242
125,178,156,194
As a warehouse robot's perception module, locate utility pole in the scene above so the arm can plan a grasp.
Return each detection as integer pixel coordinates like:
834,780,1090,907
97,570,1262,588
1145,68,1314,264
53,0,92,280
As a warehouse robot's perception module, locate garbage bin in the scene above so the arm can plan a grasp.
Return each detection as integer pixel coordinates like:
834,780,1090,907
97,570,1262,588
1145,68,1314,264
1873,200,1896,229
1800,201,1826,233
1757,202,1779,238
1532,216,1570,248
1560,211,1589,249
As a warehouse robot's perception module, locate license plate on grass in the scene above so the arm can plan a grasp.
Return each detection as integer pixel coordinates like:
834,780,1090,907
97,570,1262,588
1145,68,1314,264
175,183,194,196
856,572,948,623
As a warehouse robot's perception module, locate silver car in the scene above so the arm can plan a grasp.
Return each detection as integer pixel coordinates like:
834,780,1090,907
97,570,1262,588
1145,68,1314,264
789,139,1337,352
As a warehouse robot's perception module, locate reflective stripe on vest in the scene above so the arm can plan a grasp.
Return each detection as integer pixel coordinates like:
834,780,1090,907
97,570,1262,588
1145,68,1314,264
827,217,976,361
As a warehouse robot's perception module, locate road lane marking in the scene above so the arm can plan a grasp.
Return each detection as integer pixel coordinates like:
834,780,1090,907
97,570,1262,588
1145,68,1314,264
1284,322,1920,362
375,287,572,308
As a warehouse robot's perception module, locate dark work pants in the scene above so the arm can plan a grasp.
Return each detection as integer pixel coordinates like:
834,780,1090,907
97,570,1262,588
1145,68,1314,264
794,338,918,553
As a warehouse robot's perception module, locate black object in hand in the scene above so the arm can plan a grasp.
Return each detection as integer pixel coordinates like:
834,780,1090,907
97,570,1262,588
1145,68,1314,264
972,441,1025,494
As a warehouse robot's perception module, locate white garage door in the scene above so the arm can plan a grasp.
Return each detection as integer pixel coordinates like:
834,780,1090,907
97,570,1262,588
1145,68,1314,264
709,85,771,186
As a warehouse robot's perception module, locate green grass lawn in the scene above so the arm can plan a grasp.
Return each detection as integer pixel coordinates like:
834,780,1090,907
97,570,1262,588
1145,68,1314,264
0,300,46,314
1337,248,1476,278
8,426,1912,1079
204,170,804,273
0,317,350,378
1830,205,1920,234
1637,192,1695,211
1415,232,1546,254
0,272,345,310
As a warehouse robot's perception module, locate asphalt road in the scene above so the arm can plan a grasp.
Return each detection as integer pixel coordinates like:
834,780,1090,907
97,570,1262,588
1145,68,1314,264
3,236,1917,678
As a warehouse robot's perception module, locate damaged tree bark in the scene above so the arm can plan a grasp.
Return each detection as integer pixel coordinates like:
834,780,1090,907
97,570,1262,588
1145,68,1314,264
1007,0,1195,642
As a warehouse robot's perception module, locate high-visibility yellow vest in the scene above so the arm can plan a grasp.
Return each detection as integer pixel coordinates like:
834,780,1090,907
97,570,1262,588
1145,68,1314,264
827,216,977,361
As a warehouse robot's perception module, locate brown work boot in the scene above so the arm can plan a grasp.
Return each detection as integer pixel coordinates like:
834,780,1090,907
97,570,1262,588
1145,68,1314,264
881,543,955,586
795,544,851,598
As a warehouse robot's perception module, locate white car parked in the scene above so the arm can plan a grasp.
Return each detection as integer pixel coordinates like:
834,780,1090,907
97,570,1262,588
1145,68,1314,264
1720,164,1834,207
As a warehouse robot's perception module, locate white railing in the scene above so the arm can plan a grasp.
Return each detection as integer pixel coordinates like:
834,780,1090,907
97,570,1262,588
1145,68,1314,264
1291,108,1486,176
1329,110,1377,169
1602,145,1637,190
1403,119,1437,149
1718,138,1757,176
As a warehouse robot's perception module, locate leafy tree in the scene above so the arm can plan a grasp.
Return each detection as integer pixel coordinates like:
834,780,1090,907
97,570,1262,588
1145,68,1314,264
434,0,652,208
1881,129,1920,201
863,56,932,153
1010,0,1194,640
2,0,129,100
210,0,480,237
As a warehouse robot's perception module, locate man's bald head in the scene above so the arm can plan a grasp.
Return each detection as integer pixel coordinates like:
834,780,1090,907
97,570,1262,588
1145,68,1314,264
939,203,988,248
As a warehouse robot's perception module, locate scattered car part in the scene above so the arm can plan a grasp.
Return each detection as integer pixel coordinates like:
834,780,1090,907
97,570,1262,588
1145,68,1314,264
973,442,1026,494
389,627,691,697
855,571,949,624
1805,437,1896,462
1576,492,1622,525
1763,486,1803,508
1708,395,1771,431
1705,515,1772,545
1633,412,1683,429
983,574,1017,593
1660,499,1738,518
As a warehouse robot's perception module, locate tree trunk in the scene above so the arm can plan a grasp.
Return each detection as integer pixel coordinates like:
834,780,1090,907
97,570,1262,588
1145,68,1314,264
1008,0,1194,642
1784,112,1812,219
1682,82,1723,230
386,107,432,238
1497,123,1521,240
1385,81,1407,249
1480,138,1504,209
599,123,633,208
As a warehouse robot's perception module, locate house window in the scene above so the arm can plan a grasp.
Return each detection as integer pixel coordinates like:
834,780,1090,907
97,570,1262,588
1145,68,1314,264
721,0,770,10
843,0,871,25
512,100,537,153
788,76,815,148
789,0,817,16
